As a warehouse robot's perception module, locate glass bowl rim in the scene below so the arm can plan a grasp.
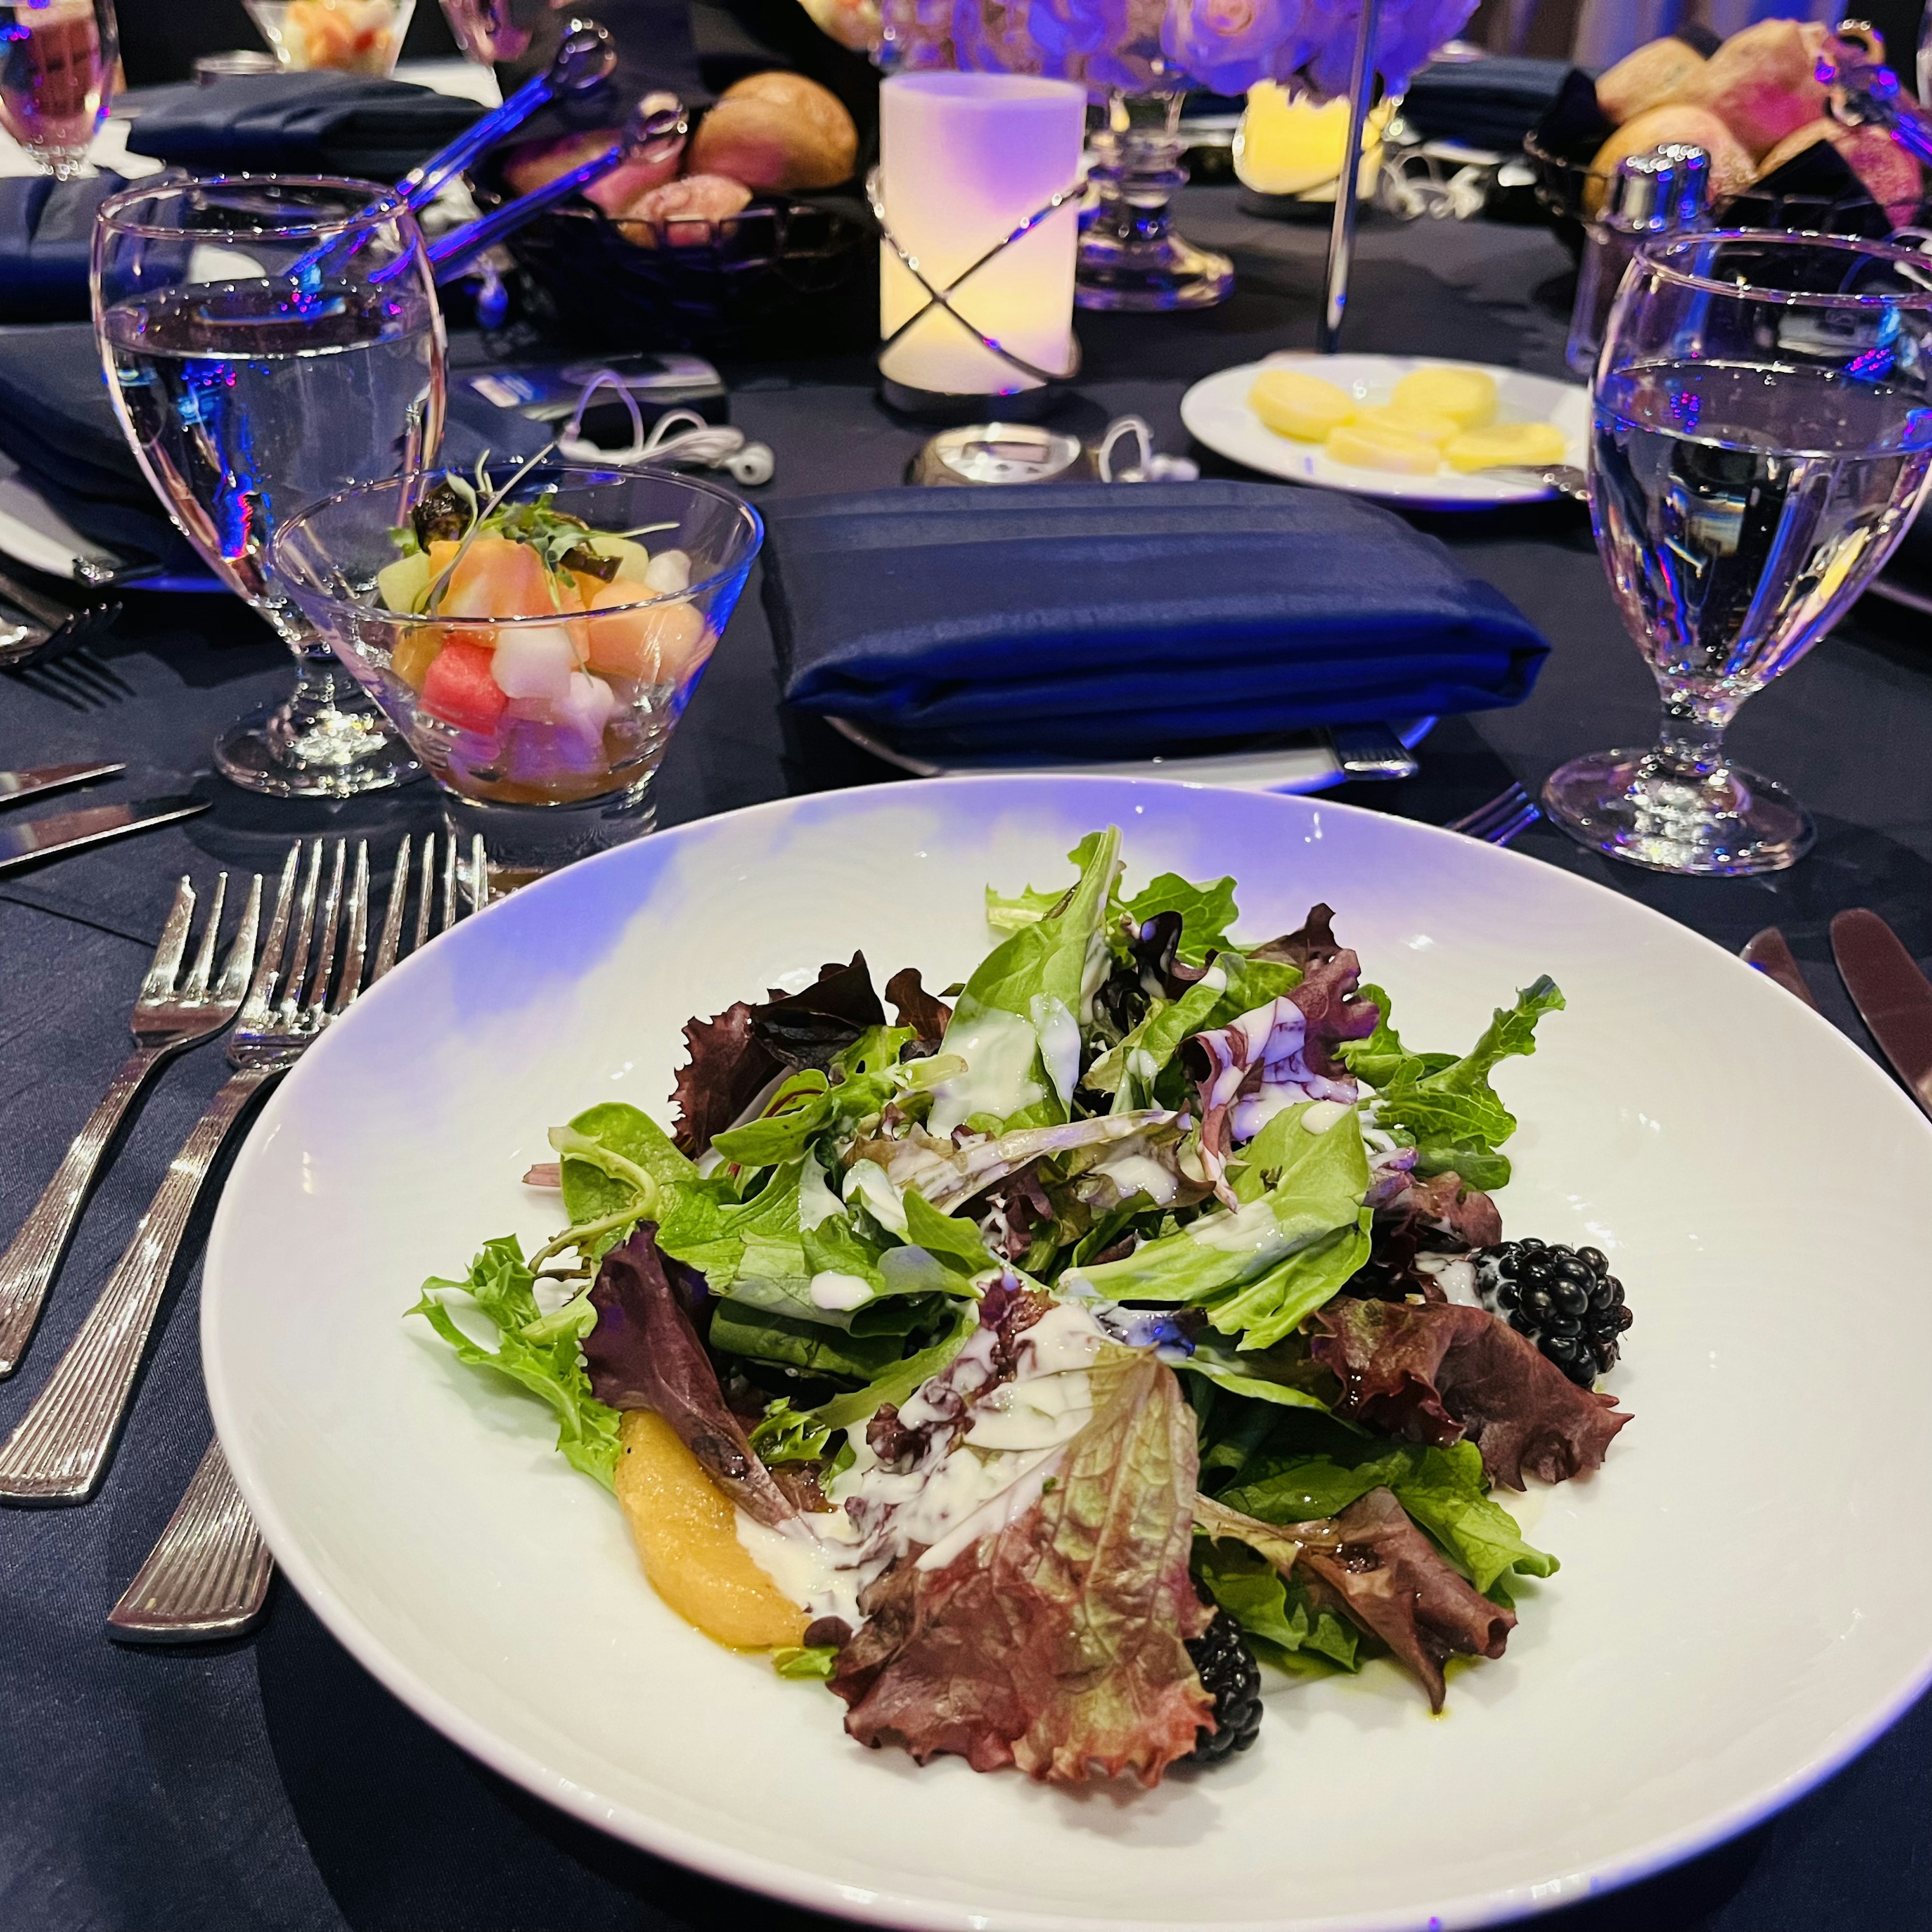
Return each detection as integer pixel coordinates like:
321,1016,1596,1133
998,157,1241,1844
268,463,766,628
1631,228,1932,309
96,174,415,243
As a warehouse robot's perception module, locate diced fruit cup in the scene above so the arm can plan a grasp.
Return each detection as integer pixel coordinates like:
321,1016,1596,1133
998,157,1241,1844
270,466,762,874
243,0,415,74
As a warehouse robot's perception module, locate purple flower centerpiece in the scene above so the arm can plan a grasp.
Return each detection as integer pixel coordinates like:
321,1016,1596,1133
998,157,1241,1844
873,0,1479,310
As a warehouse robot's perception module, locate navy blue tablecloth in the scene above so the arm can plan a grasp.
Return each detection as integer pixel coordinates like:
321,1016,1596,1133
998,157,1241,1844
1,205,1928,1932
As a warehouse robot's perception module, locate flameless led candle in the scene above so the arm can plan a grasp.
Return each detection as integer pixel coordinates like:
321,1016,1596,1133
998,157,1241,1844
877,71,1086,401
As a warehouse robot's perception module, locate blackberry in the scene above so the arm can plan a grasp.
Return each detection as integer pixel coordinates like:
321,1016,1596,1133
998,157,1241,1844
1185,1608,1263,1764
1472,1240,1632,1388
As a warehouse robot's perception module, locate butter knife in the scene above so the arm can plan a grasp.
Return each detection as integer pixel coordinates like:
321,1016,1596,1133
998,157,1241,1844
1740,927,1818,1011
0,795,207,875
0,761,126,808
1830,909,1932,1120
1327,722,1420,782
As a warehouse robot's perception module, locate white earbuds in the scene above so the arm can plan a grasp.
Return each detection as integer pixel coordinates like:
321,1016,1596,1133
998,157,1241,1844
555,374,776,486
1095,414,1199,485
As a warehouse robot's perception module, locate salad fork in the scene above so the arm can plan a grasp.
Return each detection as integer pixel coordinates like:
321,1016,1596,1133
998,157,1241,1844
1446,782,1540,847
0,872,262,1379
0,838,366,1506
107,832,484,1641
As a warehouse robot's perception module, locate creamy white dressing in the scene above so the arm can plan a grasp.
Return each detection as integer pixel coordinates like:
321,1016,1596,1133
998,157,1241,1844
1197,962,1228,992
1300,1098,1351,1134
1079,927,1111,1024
1092,1150,1180,1207
1414,1253,1483,1308
809,1270,874,1311
929,1007,1046,1136
796,1148,844,1230
1126,1048,1160,1082
730,1300,1110,1629
843,1158,908,1235
1184,1196,1294,1266
1029,994,1081,1110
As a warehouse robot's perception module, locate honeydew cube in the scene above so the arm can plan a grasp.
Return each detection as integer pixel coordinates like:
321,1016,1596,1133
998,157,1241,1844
375,549,433,615
1324,423,1442,475
1443,421,1569,473
1356,404,1460,448
643,547,692,594
489,624,580,701
1391,366,1498,431
587,533,655,584
1250,368,1356,441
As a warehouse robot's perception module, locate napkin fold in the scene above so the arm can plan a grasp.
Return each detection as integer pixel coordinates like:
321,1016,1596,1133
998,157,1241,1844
123,73,485,180
0,324,551,577
764,482,1550,759
0,174,128,325
1399,56,1575,154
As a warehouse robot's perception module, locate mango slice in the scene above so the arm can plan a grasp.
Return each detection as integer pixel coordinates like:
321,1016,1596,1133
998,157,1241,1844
1391,366,1498,431
1250,368,1356,441
1325,422,1442,475
613,1408,807,1650
1443,421,1569,474
1356,403,1461,448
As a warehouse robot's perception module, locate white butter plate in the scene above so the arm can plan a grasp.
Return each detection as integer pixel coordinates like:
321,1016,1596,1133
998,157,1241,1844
1181,354,1589,509
203,776,1932,1931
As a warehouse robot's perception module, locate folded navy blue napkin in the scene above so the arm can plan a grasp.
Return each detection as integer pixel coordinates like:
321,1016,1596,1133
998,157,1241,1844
0,173,127,325
0,323,550,577
764,482,1550,759
123,73,484,180
1401,56,1574,153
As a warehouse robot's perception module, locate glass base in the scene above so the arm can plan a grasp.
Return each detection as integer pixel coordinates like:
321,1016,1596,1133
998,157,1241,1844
1076,225,1235,311
1542,747,1815,876
440,776,658,879
216,665,419,799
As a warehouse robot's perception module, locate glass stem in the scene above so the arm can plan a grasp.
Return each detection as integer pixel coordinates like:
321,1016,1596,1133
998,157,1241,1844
1651,684,1738,785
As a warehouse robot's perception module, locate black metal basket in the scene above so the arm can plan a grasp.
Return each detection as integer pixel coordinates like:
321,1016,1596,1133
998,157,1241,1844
469,166,876,358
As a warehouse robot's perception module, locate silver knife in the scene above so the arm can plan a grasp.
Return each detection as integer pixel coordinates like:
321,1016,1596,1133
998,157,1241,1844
0,795,207,876
1740,927,1818,1011
0,761,126,809
1830,908,1932,1120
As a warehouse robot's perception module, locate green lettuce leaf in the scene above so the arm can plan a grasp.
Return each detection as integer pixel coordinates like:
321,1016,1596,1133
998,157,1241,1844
1354,977,1565,1191
409,1236,621,1488
554,1101,703,1262
1120,871,1239,965
1221,1438,1555,1596
901,1187,1000,1277
707,1298,910,1379
1075,1106,1371,1348
811,1304,979,1433
1193,1536,1359,1670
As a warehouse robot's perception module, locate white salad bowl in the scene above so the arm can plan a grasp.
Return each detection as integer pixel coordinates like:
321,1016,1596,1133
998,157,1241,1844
201,774,1932,1931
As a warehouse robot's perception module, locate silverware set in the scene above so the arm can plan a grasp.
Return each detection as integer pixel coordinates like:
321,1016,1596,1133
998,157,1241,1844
0,761,209,874
0,830,487,1641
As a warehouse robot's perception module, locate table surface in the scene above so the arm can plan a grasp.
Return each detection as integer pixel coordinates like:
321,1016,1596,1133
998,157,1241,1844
3,193,1929,1932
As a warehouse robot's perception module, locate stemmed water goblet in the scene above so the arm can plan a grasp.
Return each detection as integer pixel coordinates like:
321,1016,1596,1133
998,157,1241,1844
0,0,116,179
1544,230,1932,875
92,177,447,798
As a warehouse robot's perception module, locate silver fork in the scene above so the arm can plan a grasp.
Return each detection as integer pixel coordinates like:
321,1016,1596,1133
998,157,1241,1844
0,838,367,1506
0,873,262,1378
1446,782,1540,847
107,831,484,1642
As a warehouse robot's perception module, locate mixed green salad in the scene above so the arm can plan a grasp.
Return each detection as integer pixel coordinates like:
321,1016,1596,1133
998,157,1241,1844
414,829,1633,1786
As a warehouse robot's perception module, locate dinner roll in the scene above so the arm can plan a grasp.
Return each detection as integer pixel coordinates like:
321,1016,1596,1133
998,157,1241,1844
1677,18,1828,157
688,71,859,193
1586,105,1754,215
1595,37,1707,125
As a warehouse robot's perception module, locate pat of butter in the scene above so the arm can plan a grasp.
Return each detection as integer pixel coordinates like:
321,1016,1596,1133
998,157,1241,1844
1443,421,1569,473
1326,422,1441,475
1251,368,1355,441
1392,366,1498,431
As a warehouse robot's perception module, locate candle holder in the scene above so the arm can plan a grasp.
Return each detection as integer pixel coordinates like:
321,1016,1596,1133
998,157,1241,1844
1077,91,1233,312
875,72,1086,422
